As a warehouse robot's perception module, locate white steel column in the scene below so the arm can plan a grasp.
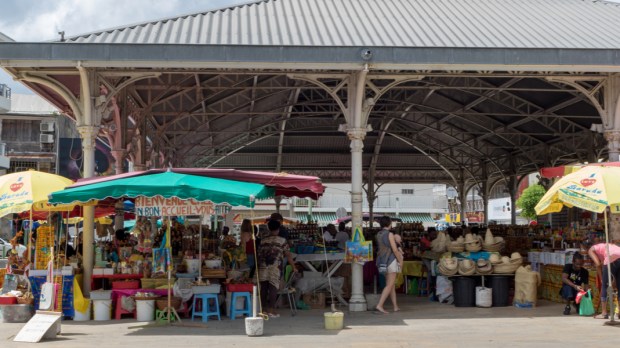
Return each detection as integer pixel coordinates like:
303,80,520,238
604,76,620,162
605,131,620,162
77,65,99,296
77,124,97,295
348,68,369,312
509,175,518,225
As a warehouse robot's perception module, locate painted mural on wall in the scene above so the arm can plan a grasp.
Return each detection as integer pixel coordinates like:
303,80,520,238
58,138,115,180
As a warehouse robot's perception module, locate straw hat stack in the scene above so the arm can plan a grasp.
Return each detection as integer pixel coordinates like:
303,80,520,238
476,259,493,275
431,232,448,253
482,229,505,252
464,233,482,252
489,253,503,265
510,252,523,265
458,259,476,276
438,257,458,276
493,252,523,274
448,236,465,253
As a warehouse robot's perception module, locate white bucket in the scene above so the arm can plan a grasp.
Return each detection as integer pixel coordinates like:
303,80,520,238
136,300,155,322
245,317,264,336
185,259,201,275
74,300,91,321
475,287,492,308
93,300,112,321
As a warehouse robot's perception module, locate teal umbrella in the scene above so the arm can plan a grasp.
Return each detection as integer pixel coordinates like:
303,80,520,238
48,171,274,207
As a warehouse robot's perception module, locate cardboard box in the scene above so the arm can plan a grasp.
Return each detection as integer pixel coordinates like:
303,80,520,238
93,269,104,275
302,292,326,309
103,268,114,275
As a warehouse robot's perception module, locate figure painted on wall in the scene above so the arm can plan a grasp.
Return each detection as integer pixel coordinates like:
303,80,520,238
58,138,115,180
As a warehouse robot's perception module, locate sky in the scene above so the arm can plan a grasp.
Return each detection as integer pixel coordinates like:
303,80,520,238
0,0,248,94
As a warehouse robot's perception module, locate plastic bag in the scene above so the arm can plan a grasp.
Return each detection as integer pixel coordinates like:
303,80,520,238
575,290,587,304
579,290,595,316
407,278,418,295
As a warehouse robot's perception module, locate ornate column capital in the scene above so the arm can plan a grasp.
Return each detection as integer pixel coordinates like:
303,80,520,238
77,125,98,151
347,128,367,153
605,130,620,151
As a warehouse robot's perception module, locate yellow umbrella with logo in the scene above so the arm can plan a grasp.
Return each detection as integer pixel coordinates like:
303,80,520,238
0,170,73,264
0,170,73,217
535,165,620,215
535,164,620,323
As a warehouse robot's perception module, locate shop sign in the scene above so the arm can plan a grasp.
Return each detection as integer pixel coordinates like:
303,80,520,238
445,213,460,223
466,212,484,223
135,196,214,216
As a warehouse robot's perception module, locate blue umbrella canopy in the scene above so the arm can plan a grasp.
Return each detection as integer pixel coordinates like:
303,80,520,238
49,171,274,208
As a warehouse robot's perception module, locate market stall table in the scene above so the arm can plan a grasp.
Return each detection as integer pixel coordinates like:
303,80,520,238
91,274,142,291
294,252,344,278
294,252,347,306
396,260,425,290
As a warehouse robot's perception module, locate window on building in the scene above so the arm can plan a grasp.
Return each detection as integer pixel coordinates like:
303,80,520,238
9,160,38,173
1,119,41,142
401,189,414,195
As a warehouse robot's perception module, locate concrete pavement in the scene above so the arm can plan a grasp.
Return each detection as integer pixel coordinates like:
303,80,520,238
1,296,617,347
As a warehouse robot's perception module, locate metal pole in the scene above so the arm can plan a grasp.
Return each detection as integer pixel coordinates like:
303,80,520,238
198,221,203,283
605,210,615,322
77,125,97,296
348,67,368,312
77,65,98,296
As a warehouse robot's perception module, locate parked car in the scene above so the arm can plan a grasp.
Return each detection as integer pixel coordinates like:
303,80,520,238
0,237,26,257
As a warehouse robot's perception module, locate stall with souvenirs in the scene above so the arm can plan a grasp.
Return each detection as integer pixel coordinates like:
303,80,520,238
43,168,326,322
425,227,542,308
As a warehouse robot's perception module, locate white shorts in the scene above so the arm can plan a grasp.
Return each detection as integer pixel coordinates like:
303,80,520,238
387,260,401,274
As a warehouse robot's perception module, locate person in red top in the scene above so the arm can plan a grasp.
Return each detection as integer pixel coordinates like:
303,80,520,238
420,228,437,252
588,242,620,319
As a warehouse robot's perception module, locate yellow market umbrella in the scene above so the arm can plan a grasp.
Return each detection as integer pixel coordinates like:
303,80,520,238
0,170,73,217
535,165,620,215
535,164,620,323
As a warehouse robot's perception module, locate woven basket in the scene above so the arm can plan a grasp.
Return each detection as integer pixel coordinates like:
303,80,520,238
155,296,183,310
17,296,34,305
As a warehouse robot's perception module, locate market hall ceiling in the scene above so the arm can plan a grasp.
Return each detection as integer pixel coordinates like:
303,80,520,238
1,0,619,187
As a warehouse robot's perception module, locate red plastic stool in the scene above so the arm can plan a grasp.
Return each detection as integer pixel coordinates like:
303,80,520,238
115,297,137,320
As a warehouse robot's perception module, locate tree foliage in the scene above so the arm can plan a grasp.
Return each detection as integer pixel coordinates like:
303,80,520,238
516,184,546,220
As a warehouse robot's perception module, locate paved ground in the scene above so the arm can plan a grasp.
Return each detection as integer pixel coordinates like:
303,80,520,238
2,296,618,347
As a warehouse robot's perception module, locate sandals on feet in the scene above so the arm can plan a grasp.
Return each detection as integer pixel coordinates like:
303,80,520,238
374,307,389,314
594,314,609,319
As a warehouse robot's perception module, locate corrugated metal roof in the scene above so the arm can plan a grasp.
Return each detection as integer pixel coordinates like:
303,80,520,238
64,0,620,49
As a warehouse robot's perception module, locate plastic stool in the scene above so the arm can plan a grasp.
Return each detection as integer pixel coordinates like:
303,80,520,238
192,294,221,322
115,297,137,320
229,292,251,320
156,309,177,323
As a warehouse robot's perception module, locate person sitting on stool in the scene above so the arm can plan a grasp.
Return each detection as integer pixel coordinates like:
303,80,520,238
561,253,589,315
